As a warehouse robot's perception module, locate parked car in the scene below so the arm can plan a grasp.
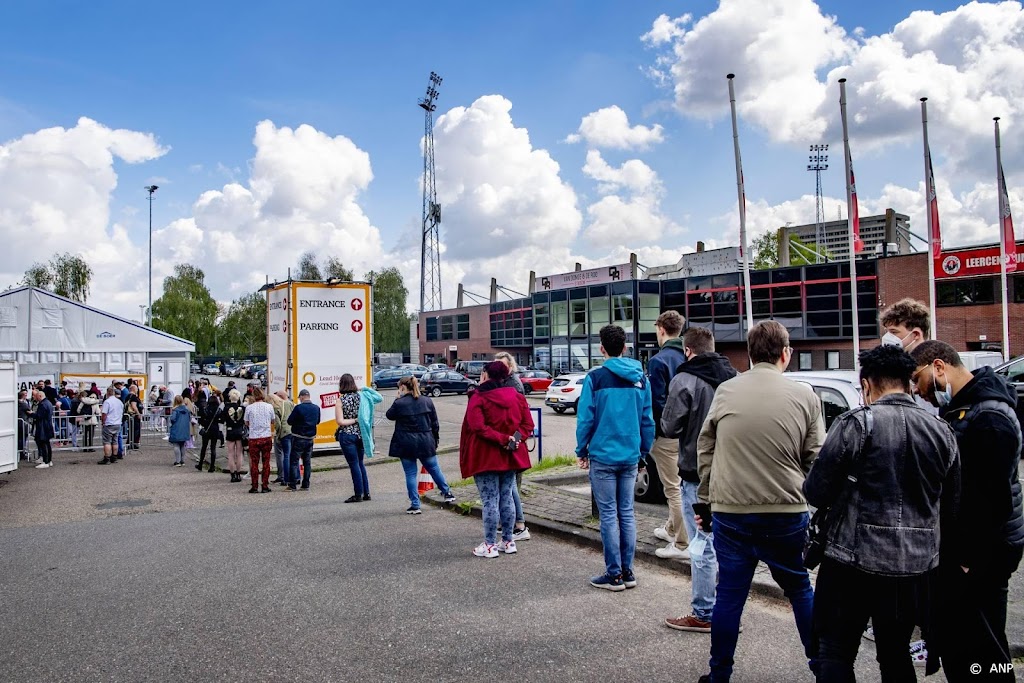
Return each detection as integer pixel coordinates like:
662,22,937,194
455,360,489,380
245,361,267,381
420,371,476,396
784,370,862,431
427,363,451,372
993,355,1024,426
397,364,429,378
190,363,201,375
544,373,587,414
957,350,1004,371
518,370,553,394
372,368,407,389
202,363,219,374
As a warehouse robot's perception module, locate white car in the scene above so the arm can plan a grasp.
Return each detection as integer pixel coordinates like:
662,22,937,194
784,371,862,431
544,373,587,414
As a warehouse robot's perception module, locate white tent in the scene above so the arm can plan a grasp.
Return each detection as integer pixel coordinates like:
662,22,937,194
0,287,194,396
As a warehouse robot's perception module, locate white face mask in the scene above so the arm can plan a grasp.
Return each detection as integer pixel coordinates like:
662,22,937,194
881,330,912,348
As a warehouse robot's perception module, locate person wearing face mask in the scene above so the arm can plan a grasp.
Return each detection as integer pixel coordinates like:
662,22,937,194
909,341,1023,682
804,345,960,681
879,298,929,352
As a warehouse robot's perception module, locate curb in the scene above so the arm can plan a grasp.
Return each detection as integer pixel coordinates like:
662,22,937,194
422,487,787,606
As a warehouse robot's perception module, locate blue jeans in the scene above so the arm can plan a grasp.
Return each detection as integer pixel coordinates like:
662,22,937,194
710,512,815,682
474,471,515,544
401,455,451,509
117,430,124,456
511,471,524,524
338,432,368,496
276,435,292,483
290,436,313,488
589,460,638,578
680,480,717,621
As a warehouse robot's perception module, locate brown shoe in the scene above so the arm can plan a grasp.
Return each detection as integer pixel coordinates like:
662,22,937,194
666,615,712,633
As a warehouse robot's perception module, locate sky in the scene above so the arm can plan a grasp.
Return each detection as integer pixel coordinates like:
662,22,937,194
1,0,1022,320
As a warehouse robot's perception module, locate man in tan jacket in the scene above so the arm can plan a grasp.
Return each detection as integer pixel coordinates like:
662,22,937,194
695,320,825,683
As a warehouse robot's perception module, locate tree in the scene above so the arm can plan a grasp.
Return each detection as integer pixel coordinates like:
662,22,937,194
22,253,93,302
297,251,321,280
217,292,267,356
151,265,219,354
366,267,410,354
752,231,824,269
296,251,354,281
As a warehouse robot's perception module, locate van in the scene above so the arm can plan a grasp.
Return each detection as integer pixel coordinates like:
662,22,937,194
455,360,489,380
957,351,1004,372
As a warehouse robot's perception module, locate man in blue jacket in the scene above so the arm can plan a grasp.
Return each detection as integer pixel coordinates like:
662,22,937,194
576,324,655,591
287,389,321,491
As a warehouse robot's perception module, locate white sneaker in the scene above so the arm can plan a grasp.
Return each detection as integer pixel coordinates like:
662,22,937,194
512,527,531,541
473,542,499,558
35,462,51,469
497,540,517,554
653,527,673,543
655,543,691,560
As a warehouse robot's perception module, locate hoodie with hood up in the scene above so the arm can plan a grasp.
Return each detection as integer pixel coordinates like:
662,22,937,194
660,352,738,482
942,366,1024,564
575,357,655,467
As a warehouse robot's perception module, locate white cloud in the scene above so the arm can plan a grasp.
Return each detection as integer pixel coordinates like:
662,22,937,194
579,150,682,248
643,0,853,142
0,117,168,313
163,120,385,300
643,0,1024,169
430,95,582,301
565,105,665,150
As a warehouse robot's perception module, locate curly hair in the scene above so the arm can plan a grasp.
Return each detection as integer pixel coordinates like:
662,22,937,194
859,344,918,391
880,298,929,335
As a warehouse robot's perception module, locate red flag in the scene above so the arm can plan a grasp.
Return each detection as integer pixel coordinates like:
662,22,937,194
850,165,863,253
927,149,942,260
999,162,1017,274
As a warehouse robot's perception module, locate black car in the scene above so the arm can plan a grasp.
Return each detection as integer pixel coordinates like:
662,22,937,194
372,368,407,389
420,371,476,397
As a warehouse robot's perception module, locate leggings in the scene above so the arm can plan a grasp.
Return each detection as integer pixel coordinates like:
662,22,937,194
199,432,219,468
172,442,187,464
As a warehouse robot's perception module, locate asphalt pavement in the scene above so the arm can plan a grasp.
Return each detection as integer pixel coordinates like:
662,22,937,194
0,444,892,683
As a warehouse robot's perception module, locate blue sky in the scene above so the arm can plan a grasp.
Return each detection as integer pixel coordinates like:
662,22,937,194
0,0,1017,316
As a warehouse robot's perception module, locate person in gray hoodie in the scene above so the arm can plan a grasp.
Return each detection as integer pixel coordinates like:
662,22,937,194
660,326,736,633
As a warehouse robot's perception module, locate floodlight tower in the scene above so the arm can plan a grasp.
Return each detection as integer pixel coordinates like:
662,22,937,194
419,71,443,312
807,144,828,263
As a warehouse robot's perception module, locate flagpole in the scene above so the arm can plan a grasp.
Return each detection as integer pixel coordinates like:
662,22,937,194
839,79,861,374
727,74,755,337
921,98,938,340
995,117,1011,362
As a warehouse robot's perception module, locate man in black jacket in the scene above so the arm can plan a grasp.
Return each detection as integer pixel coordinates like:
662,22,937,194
912,341,1023,681
646,310,689,559
660,326,737,634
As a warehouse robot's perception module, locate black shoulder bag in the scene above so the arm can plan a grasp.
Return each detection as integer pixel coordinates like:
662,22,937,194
803,407,873,570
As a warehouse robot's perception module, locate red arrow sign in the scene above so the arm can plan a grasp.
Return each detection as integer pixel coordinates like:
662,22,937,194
351,320,363,333
351,298,363,311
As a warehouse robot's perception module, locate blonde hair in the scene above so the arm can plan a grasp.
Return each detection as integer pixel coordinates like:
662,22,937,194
398,375,420,399
494,351,518,373
173,395,184,407
227,389,241,403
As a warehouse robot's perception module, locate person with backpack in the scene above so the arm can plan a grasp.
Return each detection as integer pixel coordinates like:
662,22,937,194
124,385,143,450
911,341,1023,681
222,389,247,482
78,389,100,453
805,345,960,681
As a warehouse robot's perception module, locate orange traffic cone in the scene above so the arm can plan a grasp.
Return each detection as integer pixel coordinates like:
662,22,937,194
417,466,435,495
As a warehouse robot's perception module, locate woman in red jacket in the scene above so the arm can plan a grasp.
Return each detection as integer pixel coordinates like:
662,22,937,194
459,361,534,558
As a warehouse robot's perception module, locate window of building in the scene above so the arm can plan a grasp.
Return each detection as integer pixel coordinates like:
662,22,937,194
551,298,569,338
440,316,454,340
456,314,470,340
799,351,813,370
827,351,841,370
1016,275,1024,304
534,302,550,339
589,294,609,335
425,317,439,342
936,277,998,306
612,293,633,333
570,300,587,337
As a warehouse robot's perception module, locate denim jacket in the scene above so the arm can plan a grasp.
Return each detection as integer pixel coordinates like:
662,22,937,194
804,394,961,576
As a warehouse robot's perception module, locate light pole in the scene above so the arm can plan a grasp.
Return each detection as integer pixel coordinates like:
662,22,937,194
807,144,828,263
145,185,159,326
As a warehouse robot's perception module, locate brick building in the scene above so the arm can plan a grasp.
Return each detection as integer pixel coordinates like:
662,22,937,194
416,240,1024,373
